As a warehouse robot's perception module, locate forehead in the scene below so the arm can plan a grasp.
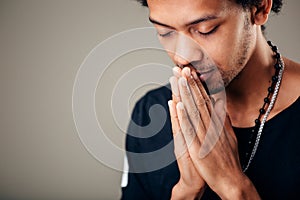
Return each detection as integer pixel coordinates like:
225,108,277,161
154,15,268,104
148,0,240,26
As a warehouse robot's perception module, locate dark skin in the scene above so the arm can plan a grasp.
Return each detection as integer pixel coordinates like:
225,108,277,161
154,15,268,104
147,0,300,199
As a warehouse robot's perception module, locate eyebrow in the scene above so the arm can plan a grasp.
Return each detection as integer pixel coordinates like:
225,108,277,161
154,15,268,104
149,15,218,29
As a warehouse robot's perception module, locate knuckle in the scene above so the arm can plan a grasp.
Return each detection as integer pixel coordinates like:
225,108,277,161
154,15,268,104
182,88,190,97
196,98,206,107
194,122,203,133
190,109,200,120
184,126,195,137
189,145,198,156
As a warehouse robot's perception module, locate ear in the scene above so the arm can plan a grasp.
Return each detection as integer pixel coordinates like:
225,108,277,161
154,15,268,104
250,0,272,25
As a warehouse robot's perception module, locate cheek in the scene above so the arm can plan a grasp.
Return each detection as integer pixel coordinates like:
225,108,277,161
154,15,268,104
214,32,250,71
212,16,251,67
200,32,238,70
205,45,231,71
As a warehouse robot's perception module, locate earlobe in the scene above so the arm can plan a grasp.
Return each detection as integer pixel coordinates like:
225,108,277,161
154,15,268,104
251,0,272,25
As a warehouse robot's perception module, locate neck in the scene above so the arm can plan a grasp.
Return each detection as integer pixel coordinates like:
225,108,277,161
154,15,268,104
225,35,276,127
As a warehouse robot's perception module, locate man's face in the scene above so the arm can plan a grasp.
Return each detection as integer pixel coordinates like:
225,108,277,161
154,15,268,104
148,0,256,93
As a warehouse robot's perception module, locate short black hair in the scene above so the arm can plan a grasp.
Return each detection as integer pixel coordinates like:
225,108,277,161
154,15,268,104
136,0,283,14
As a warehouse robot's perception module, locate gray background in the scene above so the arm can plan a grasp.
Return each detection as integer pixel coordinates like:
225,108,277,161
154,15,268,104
0,0,299,199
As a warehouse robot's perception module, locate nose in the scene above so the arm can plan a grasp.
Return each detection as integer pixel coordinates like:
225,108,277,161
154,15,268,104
173,33,201,67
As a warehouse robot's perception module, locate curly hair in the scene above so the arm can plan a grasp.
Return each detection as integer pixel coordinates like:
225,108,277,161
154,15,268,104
136,0,283,14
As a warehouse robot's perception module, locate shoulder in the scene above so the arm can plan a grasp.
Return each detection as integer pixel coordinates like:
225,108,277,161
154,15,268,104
130,84,171,124
284,57,300,84
126,84,174,153
281,57,300,96
145,84,172,101
135,84,172,108
275,57,300,113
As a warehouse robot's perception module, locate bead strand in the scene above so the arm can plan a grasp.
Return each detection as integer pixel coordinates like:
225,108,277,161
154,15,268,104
242,41,285,172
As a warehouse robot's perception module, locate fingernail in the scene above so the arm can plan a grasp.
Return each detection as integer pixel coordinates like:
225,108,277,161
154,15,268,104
173,67,181,77
168,100,173,108
176,102,184,110
182,67,191,77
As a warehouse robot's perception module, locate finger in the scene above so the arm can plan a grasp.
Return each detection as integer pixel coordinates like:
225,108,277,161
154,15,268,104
176,102,201,156
213,99,236,144
178,76,206,138
173,66,182,78
168,100,187,158
214,99,237,148
183,67,211,115
181,68,212,134
199,99,225,158
169,100,204,183
170,76,181,103
191,70,213,114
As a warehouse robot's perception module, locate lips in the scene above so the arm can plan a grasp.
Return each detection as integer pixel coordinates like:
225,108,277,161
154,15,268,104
196,68,215,82
197,68,215,75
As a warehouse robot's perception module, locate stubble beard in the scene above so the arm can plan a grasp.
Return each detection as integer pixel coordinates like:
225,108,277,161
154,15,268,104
207,14,253,94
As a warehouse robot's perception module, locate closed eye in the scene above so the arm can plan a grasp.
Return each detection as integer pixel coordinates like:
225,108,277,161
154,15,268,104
196,25,219,36
157,31,175,38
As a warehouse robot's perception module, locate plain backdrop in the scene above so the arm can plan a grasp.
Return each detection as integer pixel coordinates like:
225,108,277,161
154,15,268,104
0,0,299,199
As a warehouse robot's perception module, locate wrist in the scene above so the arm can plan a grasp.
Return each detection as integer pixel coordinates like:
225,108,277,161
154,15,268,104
218,174,261,200
171,180,205,200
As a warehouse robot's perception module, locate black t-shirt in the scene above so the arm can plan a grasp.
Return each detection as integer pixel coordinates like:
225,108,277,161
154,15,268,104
121,85,300,200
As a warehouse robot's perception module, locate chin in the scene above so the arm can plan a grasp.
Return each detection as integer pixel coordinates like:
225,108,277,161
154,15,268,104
203,79,226,95
207,84,225,95
203,72,226,95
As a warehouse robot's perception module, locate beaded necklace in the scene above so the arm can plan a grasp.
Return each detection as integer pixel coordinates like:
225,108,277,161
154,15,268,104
242,41,285,172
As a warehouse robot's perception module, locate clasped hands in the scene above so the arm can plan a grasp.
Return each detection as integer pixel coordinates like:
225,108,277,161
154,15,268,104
168,67,258,200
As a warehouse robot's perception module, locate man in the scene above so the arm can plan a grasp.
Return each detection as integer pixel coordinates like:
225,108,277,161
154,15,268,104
121,0,300,199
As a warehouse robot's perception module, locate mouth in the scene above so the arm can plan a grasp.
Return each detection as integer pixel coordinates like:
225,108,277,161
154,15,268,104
196,68,215,75
195,68,215,81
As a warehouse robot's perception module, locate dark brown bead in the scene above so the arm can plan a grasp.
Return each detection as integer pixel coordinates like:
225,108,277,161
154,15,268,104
255,119,260,125
267,40,272,46
260,108,266,114
272,75,278,82
275,63,281,70
272,46,278,52
264,97,270,103
268,87,274,93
